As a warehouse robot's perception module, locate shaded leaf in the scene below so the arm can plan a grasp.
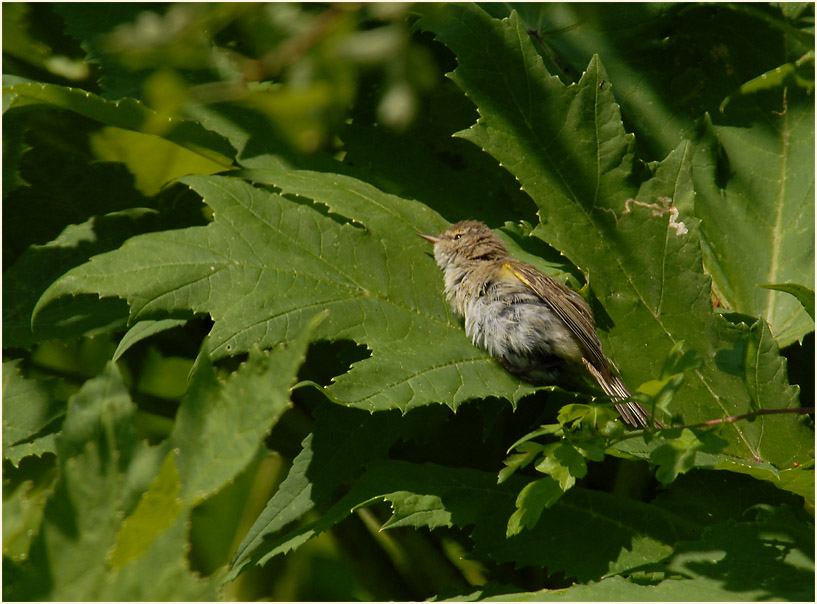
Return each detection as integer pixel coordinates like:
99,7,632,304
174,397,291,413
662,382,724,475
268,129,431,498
4,209,158,349
720,50,815,111
2,363,212,601
2,76,236,165
665,506,814,602
714,459,815,506
172,313,322,504
240,459,693,582
694,97,814,348
34,170,537,412
108,451,183,568
97,513,220,601
651,469,813,526
112,318,188,361
418,3,812,468
506,477,562,537
90,126,231,196
450,573,798,602
651,429,705,485
758,282,815,322
2,360,63,466
229,402,404,578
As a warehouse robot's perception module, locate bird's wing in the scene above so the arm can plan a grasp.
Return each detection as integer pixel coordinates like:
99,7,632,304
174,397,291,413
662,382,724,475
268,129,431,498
506,262,662,428
505,262,610,374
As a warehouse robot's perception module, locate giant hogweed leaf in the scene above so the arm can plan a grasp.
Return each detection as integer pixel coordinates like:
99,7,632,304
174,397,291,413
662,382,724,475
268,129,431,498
171,314,321,504
229,403,404,579
2,76,236,166
452,574,800,602
495,3,812,164
35,171,537,412
661,506,815,602
237,459,692,583
695,103,814,348
237,168,540,406
2,360,63,466
4,208,156,350
5,363,214,601
419,4,812,467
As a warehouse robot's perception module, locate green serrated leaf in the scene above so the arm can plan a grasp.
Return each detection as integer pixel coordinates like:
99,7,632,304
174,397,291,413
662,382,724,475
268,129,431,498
720,50,815,112
695,97,814,348
172,313,323,504
651,469,813,526
98,513,220,601
112,319,188,361
3,476,54,563
379,492,452,530
665,506,814,601
554,442,589,480
451,573,798,601
57,362,138,461
90,126,232,196
757,282,815,322
506,477,563,537
228,402,404,578
34,170,539,412
4,197,168,350
4,131,153,259
498,442,544,484
3,361,217,601
108,451,183,568
237,458,693,583
418,3,812,468
714,458,815,505
241,460,518,572
651,429,705,485
2,360,63,466
6,364,132,599
2,77,236,165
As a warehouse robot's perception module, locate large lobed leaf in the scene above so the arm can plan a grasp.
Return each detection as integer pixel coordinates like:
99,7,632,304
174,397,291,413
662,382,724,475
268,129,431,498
2,360,63,466
695,104,814,348
492,3,815,348
3,363,216,601
228,402,406,579
230,458,812,600
2,75,236,166
4,316,317,599
27,4,812,469
6,4,814,600
171,312,322,504
417,3,812,467
35,170,538,412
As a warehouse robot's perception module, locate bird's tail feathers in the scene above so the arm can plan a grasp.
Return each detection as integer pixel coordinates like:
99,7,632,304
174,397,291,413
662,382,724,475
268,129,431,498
582,359,662,429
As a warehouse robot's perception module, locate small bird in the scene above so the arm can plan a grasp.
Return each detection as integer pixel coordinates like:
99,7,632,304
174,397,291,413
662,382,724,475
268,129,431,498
419,220,658,428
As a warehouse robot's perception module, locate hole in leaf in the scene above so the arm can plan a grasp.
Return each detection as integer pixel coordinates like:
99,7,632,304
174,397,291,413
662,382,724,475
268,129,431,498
297,339,371,387
284,192,365,230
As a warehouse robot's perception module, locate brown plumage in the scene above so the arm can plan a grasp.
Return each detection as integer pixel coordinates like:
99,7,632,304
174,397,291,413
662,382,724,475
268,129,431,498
420,220,659,429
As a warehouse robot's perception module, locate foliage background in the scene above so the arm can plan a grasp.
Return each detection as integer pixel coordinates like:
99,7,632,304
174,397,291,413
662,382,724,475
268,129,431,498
3,2,814,601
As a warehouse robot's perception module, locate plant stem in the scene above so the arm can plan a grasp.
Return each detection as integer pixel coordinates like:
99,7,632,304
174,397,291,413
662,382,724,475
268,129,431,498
684,406,815,429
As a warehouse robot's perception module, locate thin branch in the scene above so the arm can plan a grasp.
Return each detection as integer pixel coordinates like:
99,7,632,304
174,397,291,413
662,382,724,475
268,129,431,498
683,406,814,429
610,406,815,444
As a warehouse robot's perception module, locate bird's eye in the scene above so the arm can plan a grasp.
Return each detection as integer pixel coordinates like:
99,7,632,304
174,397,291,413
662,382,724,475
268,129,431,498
454,233,463,240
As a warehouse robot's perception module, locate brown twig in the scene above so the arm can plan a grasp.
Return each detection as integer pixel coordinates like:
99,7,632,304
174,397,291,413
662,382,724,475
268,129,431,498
683,406,814,429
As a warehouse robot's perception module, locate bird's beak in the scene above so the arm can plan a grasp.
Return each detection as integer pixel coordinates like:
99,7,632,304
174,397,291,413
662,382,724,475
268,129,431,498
417,233,439,244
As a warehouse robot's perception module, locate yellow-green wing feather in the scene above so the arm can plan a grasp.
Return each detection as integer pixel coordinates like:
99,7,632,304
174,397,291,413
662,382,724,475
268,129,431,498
506,262,609,372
